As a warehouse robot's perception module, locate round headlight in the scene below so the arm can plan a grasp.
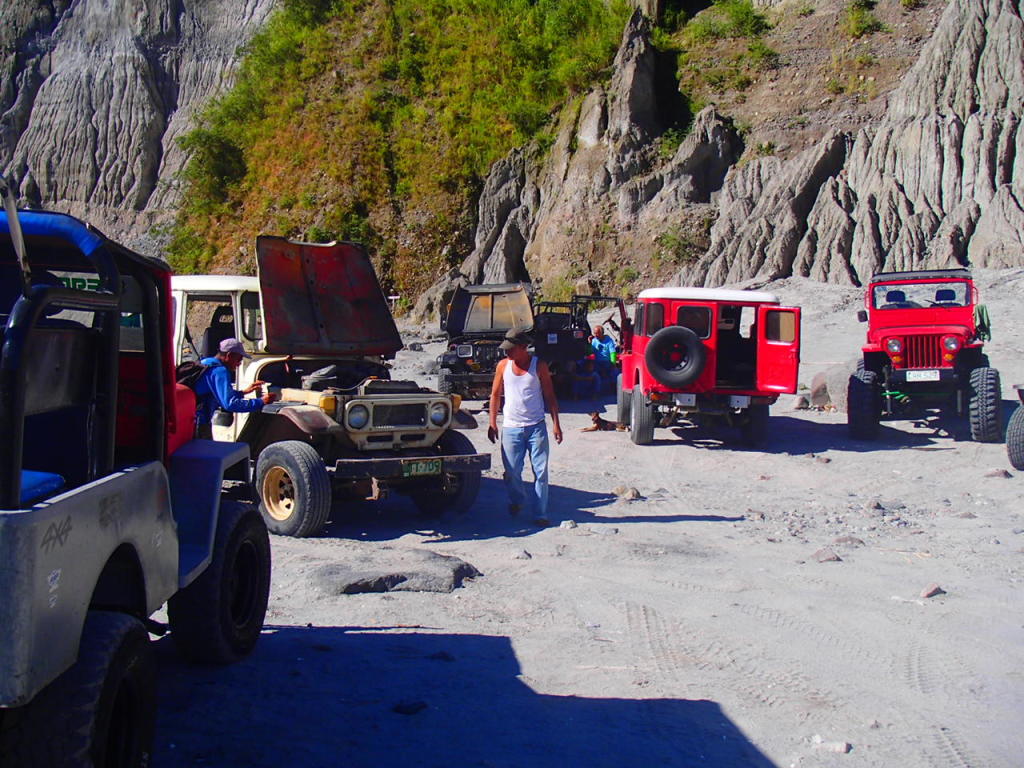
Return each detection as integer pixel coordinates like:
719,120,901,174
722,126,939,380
348,404,370,429
429,402,450,426
942,335,962,352
886,338,903,354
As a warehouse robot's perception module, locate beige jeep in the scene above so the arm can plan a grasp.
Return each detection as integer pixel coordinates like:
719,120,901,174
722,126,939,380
172,237,490,537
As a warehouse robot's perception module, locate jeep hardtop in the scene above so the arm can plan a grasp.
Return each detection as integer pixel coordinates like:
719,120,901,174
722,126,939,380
1,190,270,767
620,287,801,446
173,236,490,538
847,268,1001,442
437,282,533,398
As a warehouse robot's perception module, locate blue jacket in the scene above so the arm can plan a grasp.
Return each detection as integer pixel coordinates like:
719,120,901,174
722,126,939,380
194,357,264,425
591,335,617,362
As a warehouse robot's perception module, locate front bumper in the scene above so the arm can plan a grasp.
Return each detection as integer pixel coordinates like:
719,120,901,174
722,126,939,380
332,452,491,479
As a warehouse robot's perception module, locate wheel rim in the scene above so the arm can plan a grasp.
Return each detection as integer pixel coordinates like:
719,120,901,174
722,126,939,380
228,538,261,631
262,466,296,521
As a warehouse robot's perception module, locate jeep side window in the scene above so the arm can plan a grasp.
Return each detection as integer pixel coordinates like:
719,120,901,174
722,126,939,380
675,306,711,338
646,303,664,335
240,291,263,347
184,296,234,359
765,310,796,343
634,304,645,336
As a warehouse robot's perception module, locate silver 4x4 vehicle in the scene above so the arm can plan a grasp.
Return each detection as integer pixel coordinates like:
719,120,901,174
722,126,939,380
173,236,491,537
1,190,270,767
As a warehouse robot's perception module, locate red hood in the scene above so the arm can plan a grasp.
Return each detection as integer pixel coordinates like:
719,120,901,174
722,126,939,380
256,236,402,358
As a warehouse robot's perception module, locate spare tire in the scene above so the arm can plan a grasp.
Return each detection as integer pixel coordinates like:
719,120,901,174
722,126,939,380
644,326,707,389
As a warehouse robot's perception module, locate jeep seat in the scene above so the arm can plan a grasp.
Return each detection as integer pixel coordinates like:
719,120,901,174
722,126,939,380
934,288,958,306
199,304,234,358
19,469,65,505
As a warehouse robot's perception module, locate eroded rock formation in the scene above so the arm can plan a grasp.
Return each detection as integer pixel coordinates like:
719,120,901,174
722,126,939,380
685,0,1024,286
0,0,274,248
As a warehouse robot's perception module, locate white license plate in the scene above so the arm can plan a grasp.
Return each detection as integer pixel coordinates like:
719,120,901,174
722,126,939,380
906,370,940,382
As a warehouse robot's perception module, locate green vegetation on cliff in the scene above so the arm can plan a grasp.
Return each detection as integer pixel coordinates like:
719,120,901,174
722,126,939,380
169,0,629,296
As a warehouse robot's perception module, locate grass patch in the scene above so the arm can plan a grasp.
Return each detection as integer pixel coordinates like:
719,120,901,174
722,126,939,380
842,0,884,39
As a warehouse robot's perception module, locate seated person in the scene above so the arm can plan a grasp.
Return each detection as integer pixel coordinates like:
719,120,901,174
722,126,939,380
572,359,601,401
193,338,278,438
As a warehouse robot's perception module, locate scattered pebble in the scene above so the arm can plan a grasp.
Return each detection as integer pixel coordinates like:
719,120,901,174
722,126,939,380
816,456,832,464
920,583,945,599
511,550,532,560
560,519,578,529
984,468,1012,478
590,526,620,535
814,547,842,563
833,535,865,547
613,485,642,500
406,342,423,351
958,511,978,519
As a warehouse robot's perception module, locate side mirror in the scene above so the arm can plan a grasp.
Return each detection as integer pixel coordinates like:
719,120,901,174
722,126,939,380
856,310,867,323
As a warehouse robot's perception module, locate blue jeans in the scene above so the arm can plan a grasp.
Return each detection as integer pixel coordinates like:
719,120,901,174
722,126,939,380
501,421,549,517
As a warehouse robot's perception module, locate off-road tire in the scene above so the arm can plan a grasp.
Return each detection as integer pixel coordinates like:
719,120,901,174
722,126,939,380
1007,406,1024,470
0,611,156,768
616,374,632,426
968,366,1002,443
437,367,453,395
411,430,482,516
644,325,707,389
168,502,271,664
847,368,881,440
256,440,332,537
630,389,656,445
741,404,770,447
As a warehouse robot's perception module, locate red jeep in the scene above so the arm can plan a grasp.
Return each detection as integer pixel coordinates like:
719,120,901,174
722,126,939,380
847,269,1000,442
619,288,801,446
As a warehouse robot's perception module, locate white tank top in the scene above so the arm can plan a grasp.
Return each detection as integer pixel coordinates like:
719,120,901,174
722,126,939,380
502,356,546,428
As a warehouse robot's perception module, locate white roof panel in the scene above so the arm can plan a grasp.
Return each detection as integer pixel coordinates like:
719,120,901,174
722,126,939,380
637,287,781,304
171,274,260,293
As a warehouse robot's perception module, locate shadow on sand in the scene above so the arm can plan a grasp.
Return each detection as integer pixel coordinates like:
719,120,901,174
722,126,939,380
323,478,742,542
153,627,776,768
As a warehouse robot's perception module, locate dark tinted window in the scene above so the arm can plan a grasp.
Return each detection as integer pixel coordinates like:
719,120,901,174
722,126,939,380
646,303,664,335
675,306,711,338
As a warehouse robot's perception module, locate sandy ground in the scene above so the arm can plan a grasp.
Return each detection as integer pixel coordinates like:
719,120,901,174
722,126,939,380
152,269,1024,768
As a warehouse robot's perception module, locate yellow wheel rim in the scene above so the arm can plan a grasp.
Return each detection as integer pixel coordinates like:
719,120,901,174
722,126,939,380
262,466,296,522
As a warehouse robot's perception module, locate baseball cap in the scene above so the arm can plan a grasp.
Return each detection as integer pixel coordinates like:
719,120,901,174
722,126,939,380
499,328,532,351
219,337,252,358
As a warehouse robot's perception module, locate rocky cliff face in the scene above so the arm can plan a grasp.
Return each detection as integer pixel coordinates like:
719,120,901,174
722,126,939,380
0,0,274,249
418,0,1023,321
686,0,1024,287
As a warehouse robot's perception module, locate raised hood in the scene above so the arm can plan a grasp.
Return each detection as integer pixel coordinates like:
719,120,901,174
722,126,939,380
256,236,402,357
443,282,534,336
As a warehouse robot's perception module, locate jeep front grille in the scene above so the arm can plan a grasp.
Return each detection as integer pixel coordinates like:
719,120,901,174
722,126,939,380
373,404,427,428
901,335,942,369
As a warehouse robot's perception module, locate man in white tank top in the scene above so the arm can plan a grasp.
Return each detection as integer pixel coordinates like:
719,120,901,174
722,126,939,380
488,328,563,525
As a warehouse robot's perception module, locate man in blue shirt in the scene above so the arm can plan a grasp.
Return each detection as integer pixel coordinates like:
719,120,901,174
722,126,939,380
590,324,618,393
194,337,277,438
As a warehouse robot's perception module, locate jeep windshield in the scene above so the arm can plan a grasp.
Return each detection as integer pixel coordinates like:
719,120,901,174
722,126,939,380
445,283,533,335
872,281,969,309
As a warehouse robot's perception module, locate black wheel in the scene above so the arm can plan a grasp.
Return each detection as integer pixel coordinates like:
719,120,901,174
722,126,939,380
1007,406,1024,470
968,366,1002,443
644,326,707,389
616,373,632,426
0,611,156,768
411,430,482,516
168,502,271,664
741,403,769,447
437,367,453,395
847,368,881,440
256,440,331,536
630,388,655,445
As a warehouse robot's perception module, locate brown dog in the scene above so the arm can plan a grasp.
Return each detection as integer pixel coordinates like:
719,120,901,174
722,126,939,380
581,412,626,432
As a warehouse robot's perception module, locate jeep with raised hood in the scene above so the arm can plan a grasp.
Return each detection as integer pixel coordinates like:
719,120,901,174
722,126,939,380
846,269,1001,442
436,282,534,398
0,184,270,768
619,287,801,447
173,236,490,538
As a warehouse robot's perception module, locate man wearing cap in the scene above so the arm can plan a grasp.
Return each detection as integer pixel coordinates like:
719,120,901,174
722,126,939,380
488,328,563,526
194,337,278,439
